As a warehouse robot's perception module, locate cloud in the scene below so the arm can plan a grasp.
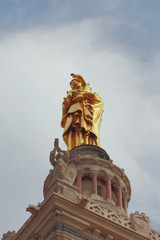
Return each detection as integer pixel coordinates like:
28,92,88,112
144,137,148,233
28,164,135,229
0,16,160,236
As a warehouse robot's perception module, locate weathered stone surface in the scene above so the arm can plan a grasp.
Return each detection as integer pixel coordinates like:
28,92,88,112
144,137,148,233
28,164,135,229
2,231,15,240
3,143,160,240
130,212,151,237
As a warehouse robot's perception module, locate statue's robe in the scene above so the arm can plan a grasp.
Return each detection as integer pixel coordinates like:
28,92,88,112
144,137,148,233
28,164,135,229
61,90,103,151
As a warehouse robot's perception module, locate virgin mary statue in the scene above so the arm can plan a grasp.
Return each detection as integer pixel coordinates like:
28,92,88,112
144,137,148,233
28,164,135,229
61,73,104,151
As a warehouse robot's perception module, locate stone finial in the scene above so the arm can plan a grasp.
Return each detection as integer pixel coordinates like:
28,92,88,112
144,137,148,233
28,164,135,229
130,211,150,237
2,231,15,240
130,211,150,223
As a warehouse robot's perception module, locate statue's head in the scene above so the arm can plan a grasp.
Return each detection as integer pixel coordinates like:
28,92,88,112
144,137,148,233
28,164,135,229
70,73,90,91
70,78,82,90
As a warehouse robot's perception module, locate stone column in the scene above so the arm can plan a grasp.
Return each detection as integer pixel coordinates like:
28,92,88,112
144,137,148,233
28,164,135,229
122,194,128,214
106,178,112,200
116,185,122,207
92,173,97,194
77,174,82,194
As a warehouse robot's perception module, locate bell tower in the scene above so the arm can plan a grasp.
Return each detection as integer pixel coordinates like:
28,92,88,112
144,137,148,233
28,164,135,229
70,145,130,216
2,74,160,240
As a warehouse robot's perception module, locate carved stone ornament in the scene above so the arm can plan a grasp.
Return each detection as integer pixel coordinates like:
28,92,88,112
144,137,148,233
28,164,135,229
2,231,15,240
26,204,41,215
150,229,160,240
130,211,151,237
86,201,130,228
43,139,77,197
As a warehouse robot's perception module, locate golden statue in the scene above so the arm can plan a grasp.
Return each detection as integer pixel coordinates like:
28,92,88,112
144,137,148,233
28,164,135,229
61,73,104,151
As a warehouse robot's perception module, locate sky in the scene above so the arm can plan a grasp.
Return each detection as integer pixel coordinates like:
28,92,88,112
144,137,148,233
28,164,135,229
0,0,160,237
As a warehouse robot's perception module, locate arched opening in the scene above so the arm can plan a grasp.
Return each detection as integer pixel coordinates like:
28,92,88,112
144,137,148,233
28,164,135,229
111,185,117,204
97,178,106,199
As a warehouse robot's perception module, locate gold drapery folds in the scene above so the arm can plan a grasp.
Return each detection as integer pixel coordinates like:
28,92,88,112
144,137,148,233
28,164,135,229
61,73,104,151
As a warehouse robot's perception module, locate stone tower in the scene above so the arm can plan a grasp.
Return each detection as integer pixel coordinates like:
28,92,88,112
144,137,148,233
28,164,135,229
2,74,160,240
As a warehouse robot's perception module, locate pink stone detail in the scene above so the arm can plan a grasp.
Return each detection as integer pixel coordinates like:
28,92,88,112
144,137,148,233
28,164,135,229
77,175,82,194
106,178,112,199
116,186,122,207
122,196,128,214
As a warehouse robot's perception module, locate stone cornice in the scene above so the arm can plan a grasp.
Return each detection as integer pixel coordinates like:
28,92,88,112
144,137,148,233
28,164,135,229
15,193,150,240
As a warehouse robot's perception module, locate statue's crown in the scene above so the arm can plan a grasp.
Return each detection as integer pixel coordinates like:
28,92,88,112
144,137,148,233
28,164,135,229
70,73,87,87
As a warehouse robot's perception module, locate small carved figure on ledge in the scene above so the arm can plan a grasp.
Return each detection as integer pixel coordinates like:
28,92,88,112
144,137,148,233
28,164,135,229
43,139,77,197
50,138,69,167
61,73,104,151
